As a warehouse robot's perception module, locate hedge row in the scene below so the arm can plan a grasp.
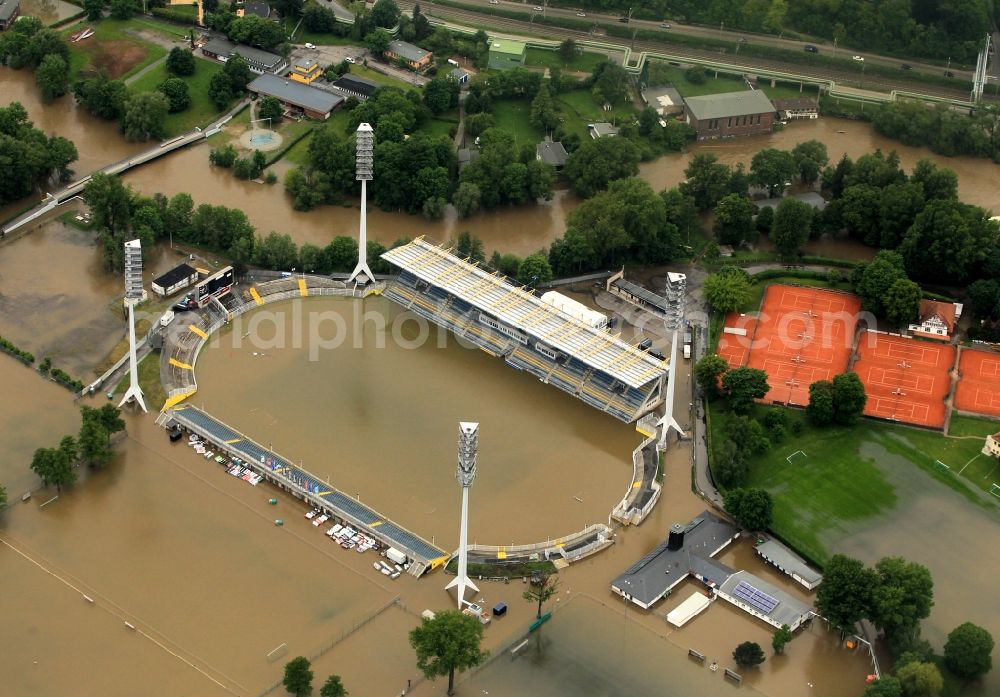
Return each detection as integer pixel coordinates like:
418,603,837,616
0,336,35,365
49,367,86,393
151,7,200,25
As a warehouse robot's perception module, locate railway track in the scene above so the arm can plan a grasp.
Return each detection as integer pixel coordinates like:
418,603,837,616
405,2,980,102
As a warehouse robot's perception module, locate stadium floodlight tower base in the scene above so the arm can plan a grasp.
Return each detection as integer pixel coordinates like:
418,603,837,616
657,273,686,449
119,238,147,413
446,422,480,608
348,123,375,285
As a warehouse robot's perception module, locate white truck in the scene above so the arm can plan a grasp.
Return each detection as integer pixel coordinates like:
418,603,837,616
386,547,407,565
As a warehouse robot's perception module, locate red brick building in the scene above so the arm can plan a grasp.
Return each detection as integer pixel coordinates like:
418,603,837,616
0,0,21,31
683,90,776,140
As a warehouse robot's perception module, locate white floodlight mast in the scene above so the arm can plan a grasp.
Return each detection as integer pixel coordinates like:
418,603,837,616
446,422,480,607
348,123,375,284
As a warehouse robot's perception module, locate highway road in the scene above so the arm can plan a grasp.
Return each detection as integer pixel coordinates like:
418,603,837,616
403,0,993,102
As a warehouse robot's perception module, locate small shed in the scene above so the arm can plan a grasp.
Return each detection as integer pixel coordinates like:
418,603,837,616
152,263,199,297
589,122,619,139
492,601,507,617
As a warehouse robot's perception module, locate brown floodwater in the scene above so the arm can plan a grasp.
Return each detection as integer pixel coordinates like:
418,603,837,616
20,0,83,23
194,296,640,546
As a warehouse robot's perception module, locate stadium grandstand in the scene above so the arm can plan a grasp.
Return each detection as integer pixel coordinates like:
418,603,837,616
381,238,668,422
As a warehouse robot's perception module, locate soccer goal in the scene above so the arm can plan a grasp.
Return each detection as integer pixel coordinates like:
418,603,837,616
990,483,1000,498
786,450,807,465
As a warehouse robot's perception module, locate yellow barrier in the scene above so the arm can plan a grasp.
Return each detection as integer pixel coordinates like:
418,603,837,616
249,287,263,306
298,278,308,297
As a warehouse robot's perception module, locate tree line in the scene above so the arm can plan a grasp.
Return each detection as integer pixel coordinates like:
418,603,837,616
548,0,990,64
30,405,126,493
0,102,78,207
873,100,1000,163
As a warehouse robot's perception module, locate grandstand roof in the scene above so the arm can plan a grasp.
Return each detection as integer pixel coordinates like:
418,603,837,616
381,238,667,388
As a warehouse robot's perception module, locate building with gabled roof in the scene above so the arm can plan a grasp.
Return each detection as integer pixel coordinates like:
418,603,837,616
247,74,343,119
909,299,962,341
386,40,432,70
0,0,20,30
535,138,568,169
202,37,286,74
683,90,775,140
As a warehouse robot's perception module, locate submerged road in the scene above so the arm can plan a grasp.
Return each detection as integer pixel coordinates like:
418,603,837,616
0,99,250,238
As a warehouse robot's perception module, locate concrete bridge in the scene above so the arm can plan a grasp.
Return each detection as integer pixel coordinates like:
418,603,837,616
1,99,249,237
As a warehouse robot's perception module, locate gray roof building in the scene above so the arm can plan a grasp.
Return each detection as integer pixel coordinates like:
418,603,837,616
755,539,823,589
641,86,684,114
332,74,379,99
243,0,270,17
387,40,430,64
683,90,775,121
717,570,813,630
248,74,343,119
449,67,471,84
611,511,739,609
589,122,619,139
0,0,20,25
535,139,568,168
202,37,286,74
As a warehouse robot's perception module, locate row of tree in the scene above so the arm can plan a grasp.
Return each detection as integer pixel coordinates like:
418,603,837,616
0,16,73,103
0,102,78,207
30,405,126,493
806,372,867,426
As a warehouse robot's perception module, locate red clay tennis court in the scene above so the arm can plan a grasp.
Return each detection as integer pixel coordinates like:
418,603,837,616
954,347,1000,418
717,312,756,369
854,331,954,428
746,285,861,406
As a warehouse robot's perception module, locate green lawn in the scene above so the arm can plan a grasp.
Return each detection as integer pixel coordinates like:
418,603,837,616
709,404,998,565
491,98,544,145
348,64,414,90
524,47,607,72
948,413,1000,437
114,349,166,411
281,10,363,47
738,275,853,314
61,18,169,80
129,61,225,136
647,65,819,102
553,88,636,140
420,117,458,139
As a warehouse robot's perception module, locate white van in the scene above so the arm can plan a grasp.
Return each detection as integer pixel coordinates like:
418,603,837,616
683,344,691,359
447,58,459,67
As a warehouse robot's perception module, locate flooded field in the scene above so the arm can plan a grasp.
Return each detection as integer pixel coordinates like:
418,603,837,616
21,0,83,23
194,297,639,546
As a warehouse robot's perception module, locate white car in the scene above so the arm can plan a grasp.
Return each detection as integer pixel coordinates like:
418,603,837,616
852,55,864,62
489,0,499,4
577,11,585,16
533,5,543,10
304,42,316,49
345,56,356,64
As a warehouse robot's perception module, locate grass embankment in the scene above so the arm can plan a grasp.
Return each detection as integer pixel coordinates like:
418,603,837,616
708,404,998,565
491,98,545,144
444,557,557,579
95,316,152,375
648,65,820,102
113,349,166,410
552,88,636,140
350,64,413,90
61,18,169,80
524,47,608,73
129,61,225,136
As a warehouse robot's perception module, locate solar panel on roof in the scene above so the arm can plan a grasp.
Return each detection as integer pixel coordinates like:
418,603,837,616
733,580,778,614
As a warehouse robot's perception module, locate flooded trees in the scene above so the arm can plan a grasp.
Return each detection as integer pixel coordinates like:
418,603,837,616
723,488,773,532
282,656,314,697
409,611,488,696
732,641,765,668
943,622,994,680
815,555,876,639
523,573,560,619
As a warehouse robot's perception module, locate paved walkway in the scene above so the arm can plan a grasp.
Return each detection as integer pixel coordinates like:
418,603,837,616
124,55,167,86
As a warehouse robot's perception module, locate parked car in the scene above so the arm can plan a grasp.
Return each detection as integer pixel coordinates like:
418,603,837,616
660,22,671,29
901,63,912,70
944,70,955,77
577,11,586,16
304,42,316,49
489,0,498,3
852,55,864,62
345,56,356,64
533,5,542,10
618,15,629,22
803,44,818,53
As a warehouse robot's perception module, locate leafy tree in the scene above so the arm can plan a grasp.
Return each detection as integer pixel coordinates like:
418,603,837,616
755,205,775,236
845,150,905,190
714,437,747,488
727,415,770,454
896,661,943,697
589,61,629,105
319,675,348,697
877,182,925,249
227,14,286,50
772,624,793,654
424,75,455,115
713,194,754,246
452,182,481,218
283,656,313,697
411,3,431,39
522,573,559,619
274,0,303,18
454,231,485,263
966,279,1000,319
526,159,556,202
529,83,558,133
516,253,553,286
257,96,283,123
899,200,995,283
771,198,812,257
856,250,907,317
684,65,707,84
409,611,488,696
370,0,401,27
254,231,298,269
681,153,731,211
209,71,236,108
791,140,828,184
210,144,238,167
816,555,875,637
750,148,796,197
74,73,127,120
79,418,112,468
158,77,191,113
303,3,339,32
84,172,133,241
465,112,495,138
910,159,957,202
870,557,933,647
807,379,835,425
943,622,993,680
831,372,866,425
110,0,138,20
563,137,641,198
121,92,169,142
724,488,773,531
223,54,252,91
30,446,77,493
35,54,70,103
166,47,196,76
722,367,769,414
558,38,577,63
694,354,729,399
365,27,392,55
83,0,104,20
863,677,903,697
733,641,765,668
702,268,751,314
883,278,921,327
